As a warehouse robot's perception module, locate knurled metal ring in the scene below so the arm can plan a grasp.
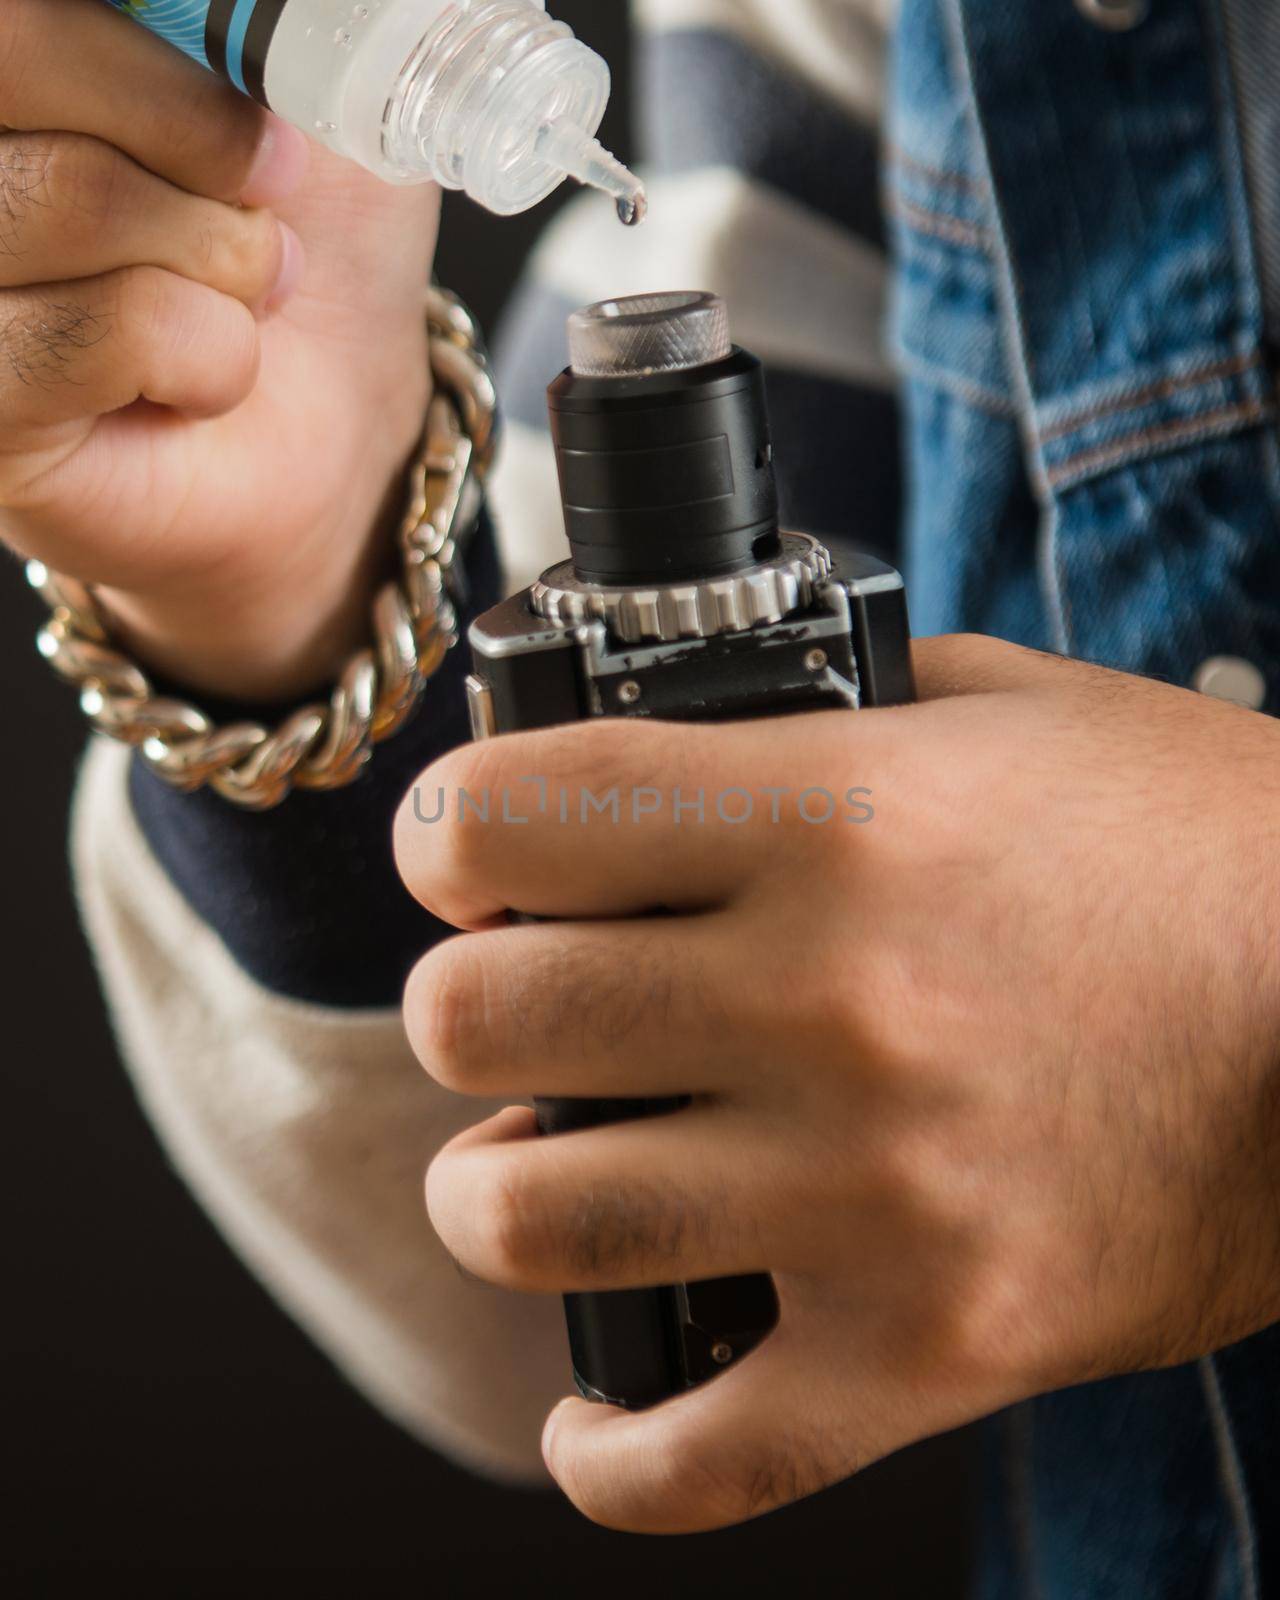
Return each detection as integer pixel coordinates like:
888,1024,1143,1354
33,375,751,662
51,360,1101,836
530,533,833,644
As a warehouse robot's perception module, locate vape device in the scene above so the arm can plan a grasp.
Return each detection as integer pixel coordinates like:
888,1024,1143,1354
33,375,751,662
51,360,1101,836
466,291,915,1409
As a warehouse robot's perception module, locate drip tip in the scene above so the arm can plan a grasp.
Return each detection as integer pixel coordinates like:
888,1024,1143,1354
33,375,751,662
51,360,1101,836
568,292,732,377
535,118,647,224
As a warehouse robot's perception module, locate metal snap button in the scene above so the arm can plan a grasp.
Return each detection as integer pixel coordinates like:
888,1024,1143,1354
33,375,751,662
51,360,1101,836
1192,656,1268,710
1074,0,1149,30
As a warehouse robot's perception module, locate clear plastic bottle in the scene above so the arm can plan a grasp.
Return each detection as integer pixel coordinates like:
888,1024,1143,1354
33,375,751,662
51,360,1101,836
107,0,647,220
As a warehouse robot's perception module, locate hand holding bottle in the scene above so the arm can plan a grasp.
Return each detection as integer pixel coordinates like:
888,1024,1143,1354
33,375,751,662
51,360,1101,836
0,0,439,699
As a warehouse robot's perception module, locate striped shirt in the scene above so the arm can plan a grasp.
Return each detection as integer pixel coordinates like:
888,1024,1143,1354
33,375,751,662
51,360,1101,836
75,0,895,1479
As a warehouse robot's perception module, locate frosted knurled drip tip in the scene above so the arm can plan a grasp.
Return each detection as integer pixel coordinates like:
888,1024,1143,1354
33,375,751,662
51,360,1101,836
567,291,733,378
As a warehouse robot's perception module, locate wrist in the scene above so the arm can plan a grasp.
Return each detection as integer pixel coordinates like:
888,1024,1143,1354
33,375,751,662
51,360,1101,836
32,285,493,809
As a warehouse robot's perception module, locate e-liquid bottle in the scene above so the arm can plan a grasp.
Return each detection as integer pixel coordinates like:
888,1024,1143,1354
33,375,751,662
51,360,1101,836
107,0,647,220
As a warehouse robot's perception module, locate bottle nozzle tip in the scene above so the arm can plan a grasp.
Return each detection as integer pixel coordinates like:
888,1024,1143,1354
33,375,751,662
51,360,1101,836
536,121,647,225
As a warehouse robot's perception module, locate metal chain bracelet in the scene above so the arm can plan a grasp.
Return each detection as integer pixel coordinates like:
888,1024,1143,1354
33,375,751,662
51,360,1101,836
26,286,497,811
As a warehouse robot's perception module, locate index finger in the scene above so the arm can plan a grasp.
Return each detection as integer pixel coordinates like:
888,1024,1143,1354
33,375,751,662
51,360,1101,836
392,711,876,930
1,0,308,204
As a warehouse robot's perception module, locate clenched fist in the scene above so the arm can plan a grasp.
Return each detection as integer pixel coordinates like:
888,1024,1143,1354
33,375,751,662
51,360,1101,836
0,0,439,698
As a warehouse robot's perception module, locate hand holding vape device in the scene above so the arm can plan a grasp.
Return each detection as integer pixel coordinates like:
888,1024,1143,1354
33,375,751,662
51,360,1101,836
466,292,915,1408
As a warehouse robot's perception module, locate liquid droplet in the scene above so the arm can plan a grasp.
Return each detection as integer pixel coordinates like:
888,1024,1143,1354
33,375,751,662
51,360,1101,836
334,27,352,45
617,191,648,227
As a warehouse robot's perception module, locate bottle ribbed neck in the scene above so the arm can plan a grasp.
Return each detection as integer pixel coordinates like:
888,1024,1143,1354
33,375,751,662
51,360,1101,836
382,0,609,214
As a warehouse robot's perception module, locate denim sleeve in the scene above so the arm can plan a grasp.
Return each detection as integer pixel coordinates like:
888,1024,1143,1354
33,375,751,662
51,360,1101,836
126,510,503,1010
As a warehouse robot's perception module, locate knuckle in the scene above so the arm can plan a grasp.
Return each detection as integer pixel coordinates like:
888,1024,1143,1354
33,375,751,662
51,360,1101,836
212,206,280,296
842,937,965,1087
398,742,513,909
35,134,125,230
114,264,253,378
125,265,257,403
813,950,914,1077
114,263,172,341
471,1164,549,1288
152,94,265,203
909,1248,1034,1394
856,1129,1032,1394
395,784,487,924
403,938,483,1090
872,1124,967,1231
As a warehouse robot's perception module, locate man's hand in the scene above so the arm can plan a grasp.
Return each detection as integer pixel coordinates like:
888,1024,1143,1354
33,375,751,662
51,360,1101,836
394,634,1280,1533
0,0,438,699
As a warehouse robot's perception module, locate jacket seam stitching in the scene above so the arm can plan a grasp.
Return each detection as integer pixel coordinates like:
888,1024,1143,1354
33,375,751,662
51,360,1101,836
1044,397,1273,487
1039,351,1263,443
888,193,991,250
885,143,985,195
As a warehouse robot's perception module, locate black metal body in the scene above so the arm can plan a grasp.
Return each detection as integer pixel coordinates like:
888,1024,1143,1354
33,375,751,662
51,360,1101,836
548,350,780,584
465,329,915,1409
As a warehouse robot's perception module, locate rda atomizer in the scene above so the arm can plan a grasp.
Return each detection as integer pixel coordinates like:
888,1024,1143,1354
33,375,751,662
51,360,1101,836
467,291,915,1410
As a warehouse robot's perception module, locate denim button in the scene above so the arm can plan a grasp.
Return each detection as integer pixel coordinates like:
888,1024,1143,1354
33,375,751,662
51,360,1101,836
1193,656,1268,709
1074,0,1149,30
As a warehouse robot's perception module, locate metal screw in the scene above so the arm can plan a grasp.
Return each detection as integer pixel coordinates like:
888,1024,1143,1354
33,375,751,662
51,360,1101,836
618,680,643,705
804,649,829,673
711,1342,734,1366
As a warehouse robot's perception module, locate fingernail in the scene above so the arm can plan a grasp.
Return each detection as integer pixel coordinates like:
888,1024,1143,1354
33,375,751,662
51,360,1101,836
242,116,310,207
265,223,305,314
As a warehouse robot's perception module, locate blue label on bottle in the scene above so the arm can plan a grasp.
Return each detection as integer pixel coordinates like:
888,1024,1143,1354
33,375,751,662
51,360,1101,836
105,0,286,105
105,0,211,69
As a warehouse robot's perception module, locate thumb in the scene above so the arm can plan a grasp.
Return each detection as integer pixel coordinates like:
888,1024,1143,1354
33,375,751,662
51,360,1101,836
541,1321,867,1535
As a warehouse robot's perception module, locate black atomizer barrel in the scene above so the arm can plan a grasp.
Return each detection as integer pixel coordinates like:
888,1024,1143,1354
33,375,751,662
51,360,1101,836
547,293,782,586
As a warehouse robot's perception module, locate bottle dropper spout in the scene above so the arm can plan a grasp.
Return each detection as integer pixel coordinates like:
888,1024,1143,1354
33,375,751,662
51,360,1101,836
535,119,648,225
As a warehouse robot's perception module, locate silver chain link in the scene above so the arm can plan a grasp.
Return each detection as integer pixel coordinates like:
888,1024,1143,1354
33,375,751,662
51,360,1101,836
27,286,497,811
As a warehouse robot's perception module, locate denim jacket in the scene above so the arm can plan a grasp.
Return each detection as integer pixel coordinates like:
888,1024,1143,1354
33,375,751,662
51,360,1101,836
888,2,1280,1594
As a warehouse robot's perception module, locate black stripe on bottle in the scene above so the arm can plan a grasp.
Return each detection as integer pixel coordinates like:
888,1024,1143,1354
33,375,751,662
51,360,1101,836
204,0,236,78
243,0,290,106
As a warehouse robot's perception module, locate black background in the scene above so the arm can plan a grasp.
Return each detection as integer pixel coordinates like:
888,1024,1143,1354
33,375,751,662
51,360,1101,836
2,5,973,1591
